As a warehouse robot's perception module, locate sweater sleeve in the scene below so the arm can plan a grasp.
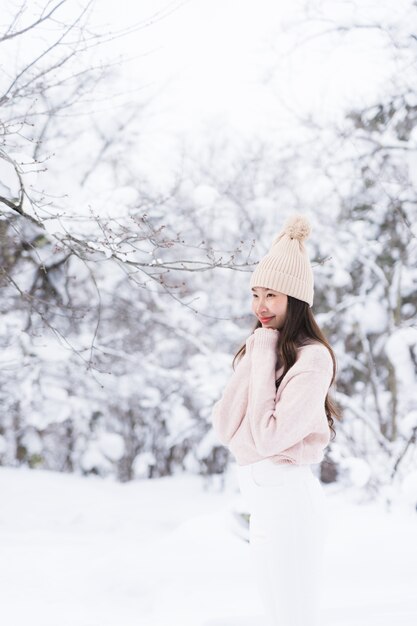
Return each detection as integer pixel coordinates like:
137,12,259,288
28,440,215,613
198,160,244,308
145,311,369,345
210,333,256,445
246,327,333,457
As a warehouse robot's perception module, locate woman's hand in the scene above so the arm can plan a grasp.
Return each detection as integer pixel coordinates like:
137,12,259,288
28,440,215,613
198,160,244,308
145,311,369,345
245,328,279,356
251,327,280,351
254,327,279,335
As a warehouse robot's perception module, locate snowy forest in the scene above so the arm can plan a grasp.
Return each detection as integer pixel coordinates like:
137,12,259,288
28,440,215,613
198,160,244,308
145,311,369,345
1,0,416,509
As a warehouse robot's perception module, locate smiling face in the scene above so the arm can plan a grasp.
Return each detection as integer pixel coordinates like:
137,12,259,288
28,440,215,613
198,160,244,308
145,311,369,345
251,286,288,330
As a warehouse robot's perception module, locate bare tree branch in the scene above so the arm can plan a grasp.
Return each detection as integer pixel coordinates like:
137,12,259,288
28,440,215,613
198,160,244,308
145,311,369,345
0,0,66,43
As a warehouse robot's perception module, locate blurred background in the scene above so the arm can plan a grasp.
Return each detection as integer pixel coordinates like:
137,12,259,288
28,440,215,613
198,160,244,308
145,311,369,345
1,1,416,625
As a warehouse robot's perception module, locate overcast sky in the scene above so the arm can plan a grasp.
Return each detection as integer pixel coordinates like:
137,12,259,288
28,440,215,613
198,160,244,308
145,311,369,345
93,0,398,129
2,0,405,187
75,0,404,184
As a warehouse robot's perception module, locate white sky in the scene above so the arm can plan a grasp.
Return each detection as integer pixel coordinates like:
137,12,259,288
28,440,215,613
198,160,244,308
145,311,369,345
80,0,404,183
93,0,398,133
2,0,407,187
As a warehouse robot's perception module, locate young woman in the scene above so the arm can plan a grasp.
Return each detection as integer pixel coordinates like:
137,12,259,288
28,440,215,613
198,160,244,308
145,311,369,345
211,213,341,626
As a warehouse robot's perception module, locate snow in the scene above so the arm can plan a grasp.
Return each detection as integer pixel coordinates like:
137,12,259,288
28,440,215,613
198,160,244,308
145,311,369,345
97,432,125,462
27,404,71,430
340,456,372,488
192,184,220,209
29,336,73,363
400,410,417,437
0,465,416,626
80,442,113,474
133,450,156,478
0,436,7,455
402,471,417,500
385,327,417,388
356,299,388,335
0,157,19,202
20,429,43,455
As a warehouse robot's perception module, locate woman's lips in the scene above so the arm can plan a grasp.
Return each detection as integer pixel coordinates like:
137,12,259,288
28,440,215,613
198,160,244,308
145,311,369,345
259,316,274,323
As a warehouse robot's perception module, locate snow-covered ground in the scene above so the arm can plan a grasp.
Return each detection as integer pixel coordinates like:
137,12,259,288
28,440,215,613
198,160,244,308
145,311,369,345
0,465,416,626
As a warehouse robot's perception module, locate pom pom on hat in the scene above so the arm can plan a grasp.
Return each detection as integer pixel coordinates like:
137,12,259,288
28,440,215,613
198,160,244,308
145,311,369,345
283,213,311,242
272,213,311,246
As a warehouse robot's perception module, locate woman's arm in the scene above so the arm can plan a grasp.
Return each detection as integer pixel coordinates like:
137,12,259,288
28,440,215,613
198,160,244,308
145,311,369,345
246,327,333,457
210,333,255,445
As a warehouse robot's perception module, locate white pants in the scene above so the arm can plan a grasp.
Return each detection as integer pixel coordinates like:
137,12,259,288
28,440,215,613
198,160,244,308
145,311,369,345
236,459,330,626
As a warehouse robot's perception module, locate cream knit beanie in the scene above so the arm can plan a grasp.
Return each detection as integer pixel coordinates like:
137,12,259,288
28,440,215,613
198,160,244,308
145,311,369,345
249,213,314,307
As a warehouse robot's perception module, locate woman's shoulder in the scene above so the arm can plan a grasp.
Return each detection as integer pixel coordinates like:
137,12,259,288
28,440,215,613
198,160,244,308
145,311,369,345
295,340,333,371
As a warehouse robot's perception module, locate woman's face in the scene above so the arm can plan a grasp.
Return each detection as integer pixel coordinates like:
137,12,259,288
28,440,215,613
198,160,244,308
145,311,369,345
251,286,288,331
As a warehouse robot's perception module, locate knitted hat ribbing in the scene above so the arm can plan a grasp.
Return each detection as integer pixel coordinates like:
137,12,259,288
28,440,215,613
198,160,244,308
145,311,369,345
249,213,314,307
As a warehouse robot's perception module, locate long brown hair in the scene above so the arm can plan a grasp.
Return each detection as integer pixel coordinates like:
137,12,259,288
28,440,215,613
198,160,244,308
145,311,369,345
232,295,342,440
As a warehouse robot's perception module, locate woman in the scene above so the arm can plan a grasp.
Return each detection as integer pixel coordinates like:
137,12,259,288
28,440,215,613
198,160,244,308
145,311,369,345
211,213,341,626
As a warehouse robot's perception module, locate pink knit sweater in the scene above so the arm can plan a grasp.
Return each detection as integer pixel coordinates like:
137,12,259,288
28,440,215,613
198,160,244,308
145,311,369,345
211,327,334,466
